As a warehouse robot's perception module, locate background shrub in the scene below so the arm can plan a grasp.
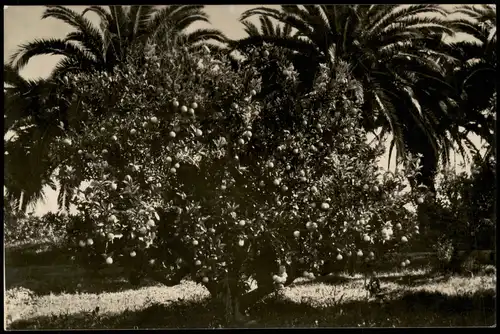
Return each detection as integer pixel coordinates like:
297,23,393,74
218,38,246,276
424,153,496,273
5,211,69,245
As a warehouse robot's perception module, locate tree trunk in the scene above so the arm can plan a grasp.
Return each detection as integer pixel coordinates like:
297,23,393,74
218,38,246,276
239,284,275,311
446,244,464,274
209,275,255,326
415,146,438,238
144,264,191,287
447,238,478,275
417,200,432,238
207,269,277,325
147,266,277,326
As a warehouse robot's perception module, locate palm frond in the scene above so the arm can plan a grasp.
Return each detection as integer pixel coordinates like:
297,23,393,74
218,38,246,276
3,64,43,91
149,5,207,35
108,6,129,61
128,5,156,41
260,16,274,36
50,57,93,79
450,18,491,43
82,5,114,27
42,5,104,62
171,14,210,33
183,28,228,46
367,5,448,37
241,20,261,37
283,23,293,37
9,38,98,71
453,5,496,24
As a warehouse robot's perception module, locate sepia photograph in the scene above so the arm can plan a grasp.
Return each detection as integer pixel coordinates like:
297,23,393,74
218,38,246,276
3,4,496,329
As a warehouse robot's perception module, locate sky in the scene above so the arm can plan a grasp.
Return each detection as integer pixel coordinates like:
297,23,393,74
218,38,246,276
3,5,486,216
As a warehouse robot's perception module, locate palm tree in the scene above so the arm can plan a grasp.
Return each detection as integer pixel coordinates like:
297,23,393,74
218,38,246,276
145,5,227,50
4,65,62,212
4,126,58,213
9,6,112,78
232,5,464,191
444,5,496,148
413,5,496,187
4,64,65,135
9,5,227,78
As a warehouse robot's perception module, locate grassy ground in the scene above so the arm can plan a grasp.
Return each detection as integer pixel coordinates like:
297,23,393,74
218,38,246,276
4,243,497,329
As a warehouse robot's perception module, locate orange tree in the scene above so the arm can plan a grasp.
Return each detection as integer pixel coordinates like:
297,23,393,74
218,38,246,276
51,43,425,321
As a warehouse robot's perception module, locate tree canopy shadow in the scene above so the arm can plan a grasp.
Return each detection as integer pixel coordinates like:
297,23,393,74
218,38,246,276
375,271,451,287
5,263,165,295
5,242,73,267
5,241,168,295
8,288,495,329
290,274,352,287
293,269,446,288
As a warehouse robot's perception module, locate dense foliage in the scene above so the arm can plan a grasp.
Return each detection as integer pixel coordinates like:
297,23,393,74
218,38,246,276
429,154,496,255
46,43,427,319
5,212,69,245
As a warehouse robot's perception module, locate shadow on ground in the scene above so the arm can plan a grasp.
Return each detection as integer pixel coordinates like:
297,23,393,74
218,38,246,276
1,245,486,297
376,272,452,287
292,269,448,288
8,288,495,329
3,243,429,296
5,263,163,295
5,242,73,267
6,263,436,297
5,243,160,295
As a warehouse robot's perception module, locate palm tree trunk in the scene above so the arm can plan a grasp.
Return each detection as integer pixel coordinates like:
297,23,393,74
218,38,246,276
19,192,29,213
415,150,438,239
417,152,438,194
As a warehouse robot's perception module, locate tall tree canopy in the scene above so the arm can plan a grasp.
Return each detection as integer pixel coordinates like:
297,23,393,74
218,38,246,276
230,5,494,191
8,5,227,78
